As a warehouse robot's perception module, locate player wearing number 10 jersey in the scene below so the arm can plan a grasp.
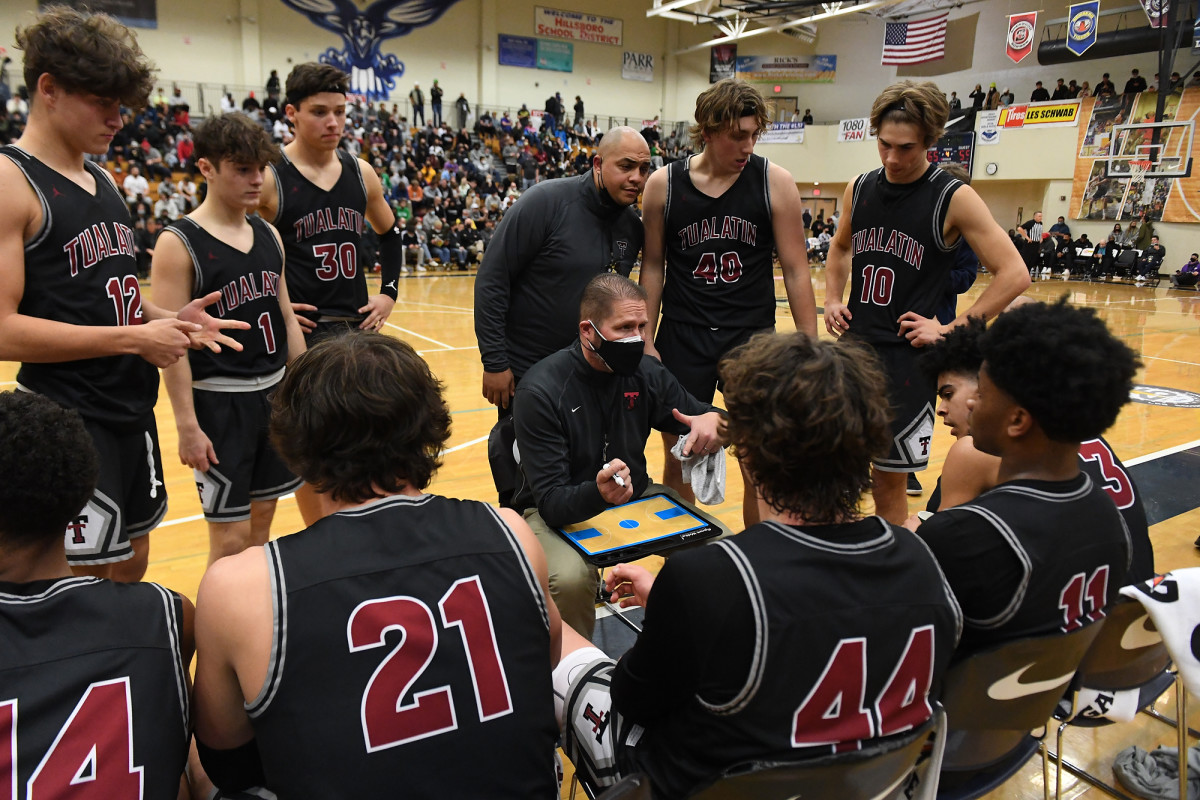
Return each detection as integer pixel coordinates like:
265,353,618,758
193,335,562,798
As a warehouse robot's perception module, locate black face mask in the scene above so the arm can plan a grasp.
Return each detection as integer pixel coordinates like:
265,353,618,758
586,321,643,376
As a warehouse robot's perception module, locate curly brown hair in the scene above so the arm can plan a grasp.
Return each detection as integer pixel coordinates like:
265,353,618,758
719,333,892,523
194,112,280,168
17,5,155,110
284,62,349,111
689,79,770,150
869,80,948,147
270,334,452,504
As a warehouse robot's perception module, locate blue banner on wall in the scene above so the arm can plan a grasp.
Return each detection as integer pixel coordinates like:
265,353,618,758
499,34,538,68
1068,1,1100,56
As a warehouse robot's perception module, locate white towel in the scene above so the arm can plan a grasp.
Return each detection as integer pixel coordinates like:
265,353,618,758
670,435,725,505
1120,568,1200,694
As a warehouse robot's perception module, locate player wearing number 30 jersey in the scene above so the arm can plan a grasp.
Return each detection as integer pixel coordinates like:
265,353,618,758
193,335,562,798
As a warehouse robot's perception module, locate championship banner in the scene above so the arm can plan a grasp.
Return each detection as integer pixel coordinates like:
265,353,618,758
535,6,622,45
837,118,875,142
998,101,1081,128
622,51,654,82
978,110,1002,144
1068,1,1100,56
710,44,737,83
759,122,805,144
734,55,837,84
1007,12,1038,63
1138,0,1167,28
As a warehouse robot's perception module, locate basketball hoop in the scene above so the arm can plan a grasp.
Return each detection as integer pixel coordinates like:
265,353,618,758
1129,160,1152,183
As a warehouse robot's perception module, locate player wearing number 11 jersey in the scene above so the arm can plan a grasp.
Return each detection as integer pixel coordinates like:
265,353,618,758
193,334,562,798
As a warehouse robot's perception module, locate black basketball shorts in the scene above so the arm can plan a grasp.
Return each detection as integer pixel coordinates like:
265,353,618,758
868,342,936,473
192,386,302,523
654,319,773,404
66,413,168,565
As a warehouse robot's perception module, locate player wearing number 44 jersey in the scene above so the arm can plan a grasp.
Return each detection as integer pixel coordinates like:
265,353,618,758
912,300,1138,655
193,335,562,799
641,79,817,528
0,8,245,581
0,392,192,799
155,113,306,566
824,81,1029,526
554,333,960,798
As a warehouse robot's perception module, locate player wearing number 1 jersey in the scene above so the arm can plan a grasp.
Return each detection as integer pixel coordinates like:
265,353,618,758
554,334,960,798
824,81,1029,526
0,392,192,800
0,8,245,581
193,334,562,798
640,79,816,527
154,113,306,566
914,300,1137,655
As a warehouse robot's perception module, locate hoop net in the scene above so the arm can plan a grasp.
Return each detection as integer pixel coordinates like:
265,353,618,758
1129,160,1152,182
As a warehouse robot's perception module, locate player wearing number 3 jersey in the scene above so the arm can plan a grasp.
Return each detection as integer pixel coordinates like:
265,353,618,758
193,335,562,798
824,81,1029,525
154,114,306,567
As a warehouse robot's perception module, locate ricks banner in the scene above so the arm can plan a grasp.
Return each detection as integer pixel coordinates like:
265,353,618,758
1006,11,1038,63
1068,2,1100,56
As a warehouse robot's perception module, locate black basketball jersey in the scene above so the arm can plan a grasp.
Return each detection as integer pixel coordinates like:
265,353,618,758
920,473,1131,653
627,519,962,797
848,165,963,343
661,154,776,329
1079,437,1153,582
248,494,558,798
165,216,287,381
268,149,368,321
1,145,159,425
0,577,190,799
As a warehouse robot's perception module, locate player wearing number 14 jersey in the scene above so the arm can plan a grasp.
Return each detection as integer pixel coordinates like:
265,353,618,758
193,335,562,798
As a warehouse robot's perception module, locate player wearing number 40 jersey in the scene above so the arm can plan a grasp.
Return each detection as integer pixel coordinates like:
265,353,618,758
641,79,817,528
824,81,1029,527
554,333,960,799
154,113,306,566
0,8,245,581
193,335,562,799
912,300,1138,656
0,392,192,800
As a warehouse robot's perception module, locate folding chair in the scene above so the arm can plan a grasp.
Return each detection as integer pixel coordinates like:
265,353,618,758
936,624,1102,800
595,711,945,800
1042,597,1174,800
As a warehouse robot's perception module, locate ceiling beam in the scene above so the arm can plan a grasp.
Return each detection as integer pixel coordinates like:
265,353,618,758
670,0,907,54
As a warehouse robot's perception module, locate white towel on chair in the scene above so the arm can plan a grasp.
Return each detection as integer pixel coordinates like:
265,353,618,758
670,435,725,505
1120,568,1200,694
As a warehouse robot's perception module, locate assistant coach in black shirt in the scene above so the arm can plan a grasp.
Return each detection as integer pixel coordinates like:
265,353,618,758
514,274,728,637
474,126,649,418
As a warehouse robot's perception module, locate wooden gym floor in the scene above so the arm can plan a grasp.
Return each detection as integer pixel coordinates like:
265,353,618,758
2,265,1197,799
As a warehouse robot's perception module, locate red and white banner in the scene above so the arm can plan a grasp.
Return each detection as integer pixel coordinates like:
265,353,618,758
1006,11,1038,63
1138,0,1168,28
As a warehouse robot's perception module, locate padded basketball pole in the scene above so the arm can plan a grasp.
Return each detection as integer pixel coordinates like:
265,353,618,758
1153,0,1187,124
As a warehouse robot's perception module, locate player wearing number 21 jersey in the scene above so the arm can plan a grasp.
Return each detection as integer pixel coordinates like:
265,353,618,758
193,335,562,798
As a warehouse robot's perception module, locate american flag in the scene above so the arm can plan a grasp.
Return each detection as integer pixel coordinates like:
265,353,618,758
881,12,948,65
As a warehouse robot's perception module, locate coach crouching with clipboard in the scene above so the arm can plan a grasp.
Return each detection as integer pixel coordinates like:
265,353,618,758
513,273,731,637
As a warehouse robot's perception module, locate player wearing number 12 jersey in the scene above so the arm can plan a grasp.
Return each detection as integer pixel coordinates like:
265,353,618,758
824,81,1029,526
154,113,306,566
640,79,816,527
0,8,245,581
914,300,1137,655
0,392,192,800
554,334,960,798
193,335,562,798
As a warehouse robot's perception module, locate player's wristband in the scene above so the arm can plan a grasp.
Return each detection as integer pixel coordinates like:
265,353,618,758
378,217,404,300
195,736,267,791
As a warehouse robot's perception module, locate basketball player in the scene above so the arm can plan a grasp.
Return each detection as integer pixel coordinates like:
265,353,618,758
0,391,192,798
823,80,1030,525
193,334,562,797
259,62,404,526
0,7,246,581
553,332,961,797
914,299,1136,653
915,315,1154,583
154,113,306,565
640,79,817,527
259,62,402,341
